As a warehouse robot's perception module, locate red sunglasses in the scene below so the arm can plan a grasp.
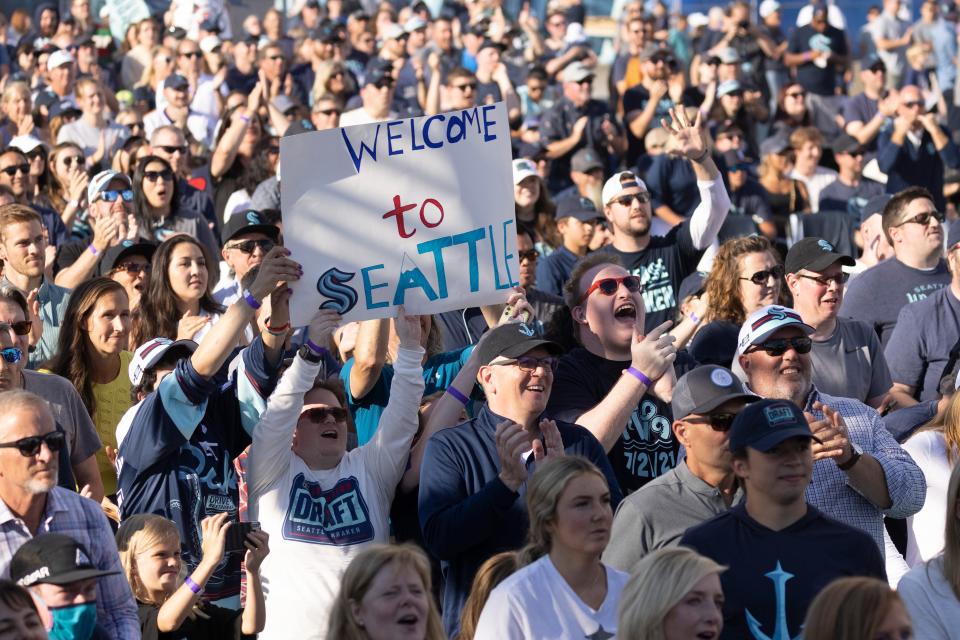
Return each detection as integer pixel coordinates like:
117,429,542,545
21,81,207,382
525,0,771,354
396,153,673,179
580,275,642,304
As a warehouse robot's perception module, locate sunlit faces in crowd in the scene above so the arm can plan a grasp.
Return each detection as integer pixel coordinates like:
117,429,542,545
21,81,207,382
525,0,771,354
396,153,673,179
572,262,644,357
738,326,813,406
516,230,539,289
167,240,209,306
737,251,782,315
479,346,557,418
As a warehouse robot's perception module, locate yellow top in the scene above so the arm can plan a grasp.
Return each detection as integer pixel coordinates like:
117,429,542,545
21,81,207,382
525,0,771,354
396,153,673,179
91,350,133,496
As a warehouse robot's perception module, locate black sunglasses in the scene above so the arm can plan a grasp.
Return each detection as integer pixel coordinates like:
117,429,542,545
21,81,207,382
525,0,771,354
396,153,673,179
61,155,84,167
1,164,30,176
315,108,341,116
797,272,849,287
26,149,45,161
518,249,540,261
157,145,187,155
613,193,651,207
374,78,394,89
113,262,151,275
0,431,65,457
143,169,174,182
740,265,784,285
747,336,813,357
895,211,943,227
179,50,202,58
301,407,348,423
228,238,275,254
688,412,737,432
453,82,477,91
0,321,32,336
490,355,560,373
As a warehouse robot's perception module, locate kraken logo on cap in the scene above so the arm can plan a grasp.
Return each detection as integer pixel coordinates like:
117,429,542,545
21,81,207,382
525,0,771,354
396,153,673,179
710,369,733,387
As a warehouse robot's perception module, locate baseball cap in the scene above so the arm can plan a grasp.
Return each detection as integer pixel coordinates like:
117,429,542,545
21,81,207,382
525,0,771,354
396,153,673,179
722,150,754,170
602,171,648,206
737,305,815,356
555,195,602,222
164,73,189,91
687,12,709,27
473,322,562,366
284,118,315,137
46,49,74,69
382,23,405,40
759,134,791,157
364,59,393,87
199,17,222,33
11,534,119,587
862,53,886,72
729,398,821,452
8,135,45,154
199,35,222,54
130,337,198,386
478,39,504,53
165,25,187,40
562,61,594,84
831,133,866,156
272,94,297,115
717,80,742,97
671,365,759,419
947,223,960,250
784,237,855,274
571,148,603,174
759,0,781,18
404,16,428,32
512,158,538,185
48,99,81,120
98,240,157,276
221,209,280,245
861,194,892,224
87,169,132,204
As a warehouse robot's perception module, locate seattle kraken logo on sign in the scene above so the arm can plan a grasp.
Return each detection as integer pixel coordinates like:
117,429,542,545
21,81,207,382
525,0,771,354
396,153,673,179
746,561,800,640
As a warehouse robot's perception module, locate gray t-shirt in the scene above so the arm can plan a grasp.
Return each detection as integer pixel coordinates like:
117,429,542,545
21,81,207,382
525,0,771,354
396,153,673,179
56,118,129,162
871,11,910,77
811,318,892,404
602,461,742,573
885,286,960,401
840,257,951,346
22,369,101,466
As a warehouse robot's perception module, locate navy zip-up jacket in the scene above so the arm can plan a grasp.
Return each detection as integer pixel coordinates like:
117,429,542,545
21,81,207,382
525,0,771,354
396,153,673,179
418,404,623,637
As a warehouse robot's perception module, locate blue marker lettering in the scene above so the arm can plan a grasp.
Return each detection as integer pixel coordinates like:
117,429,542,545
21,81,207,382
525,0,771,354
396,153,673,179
488,224,511,290
500,219,519,287
409,117,425,151
360,264,389,309
393,254,439,305
417,236,452,299
446,114,465,143
452,228,486,291
386,120,404,156
423,115,445,148
481,104,498,142
341,125,382,173
461,107,481,133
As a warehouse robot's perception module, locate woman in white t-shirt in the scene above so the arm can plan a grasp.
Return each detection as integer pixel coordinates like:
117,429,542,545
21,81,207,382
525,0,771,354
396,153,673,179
474,456,627,639
617,547,726,640
903,396,960,566
246,307,425,640
898,463,960,639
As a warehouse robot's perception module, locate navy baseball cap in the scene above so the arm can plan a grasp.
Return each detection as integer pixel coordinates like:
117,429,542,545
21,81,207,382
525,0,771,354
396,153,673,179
729,398,821,452
554,195,602,222
474,322,562,365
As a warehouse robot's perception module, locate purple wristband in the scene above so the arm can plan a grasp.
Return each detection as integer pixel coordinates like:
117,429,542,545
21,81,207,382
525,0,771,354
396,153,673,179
626,366,653,387
87,244,98,256
447,386,469,406
242,289,261,310
184,577,202,594
305,338,327,356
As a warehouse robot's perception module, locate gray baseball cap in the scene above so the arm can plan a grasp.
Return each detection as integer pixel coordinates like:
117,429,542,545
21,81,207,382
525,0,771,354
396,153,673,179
671,365,759,419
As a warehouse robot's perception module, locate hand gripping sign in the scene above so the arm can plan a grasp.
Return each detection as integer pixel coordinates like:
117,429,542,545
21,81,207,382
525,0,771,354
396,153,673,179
281,103,520,325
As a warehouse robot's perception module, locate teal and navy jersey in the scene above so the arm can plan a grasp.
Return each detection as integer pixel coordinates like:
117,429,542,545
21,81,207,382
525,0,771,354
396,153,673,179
680,503,885,640
115,337,279,601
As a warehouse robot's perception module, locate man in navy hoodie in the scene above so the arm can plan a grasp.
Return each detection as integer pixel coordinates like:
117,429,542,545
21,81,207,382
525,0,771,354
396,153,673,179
681,398,885,639
418,322,622,637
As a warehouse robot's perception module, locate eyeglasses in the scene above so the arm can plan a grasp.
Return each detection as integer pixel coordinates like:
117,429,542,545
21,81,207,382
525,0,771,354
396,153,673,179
179,50,201,58
228,238,275,254
519,249,540,261
739,265,784,285
99,189,134,202
453,82,477,91
300,407,348,423
315,108,341,116
61,155,84,167
902,100,923,109
797,272,849,287
0,321,32,336
580,275,643,303
612,192,651,207
490,355,560,373
267,54,285,61
374,79,394,89
143,169,174,182
895,211,943,227
1,164,30,176
687,412,737,432
26,150,45,161
746,336,813,357
785,91,806,99
113,262,151,275
0,431,65,457
157,145,187,155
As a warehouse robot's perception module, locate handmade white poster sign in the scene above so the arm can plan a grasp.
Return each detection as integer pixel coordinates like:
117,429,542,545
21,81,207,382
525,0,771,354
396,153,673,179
281,103,518,325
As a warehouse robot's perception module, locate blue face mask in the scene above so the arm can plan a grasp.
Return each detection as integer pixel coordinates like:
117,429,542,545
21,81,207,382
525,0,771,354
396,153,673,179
49,602,97,640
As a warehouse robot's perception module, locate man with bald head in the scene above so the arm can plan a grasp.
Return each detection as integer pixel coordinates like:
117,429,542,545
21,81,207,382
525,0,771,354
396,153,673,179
0,389,138,636
877,84,959,210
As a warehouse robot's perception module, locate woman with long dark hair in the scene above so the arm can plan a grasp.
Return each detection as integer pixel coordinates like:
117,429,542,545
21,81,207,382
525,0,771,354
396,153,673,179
132,155,218,256
210,86,267,228
132,235,225,348
46,142,90,236
45,277,132,499
513,158,559,255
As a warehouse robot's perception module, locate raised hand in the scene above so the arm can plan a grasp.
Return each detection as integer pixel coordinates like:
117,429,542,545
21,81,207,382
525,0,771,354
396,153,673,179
496,420,531,491
631,320,677,383
660,106,708,161
394,306,423,349
531,419,565,462
243,529,270,573
306,309,342,346
198,512,231,569
247,246,302,301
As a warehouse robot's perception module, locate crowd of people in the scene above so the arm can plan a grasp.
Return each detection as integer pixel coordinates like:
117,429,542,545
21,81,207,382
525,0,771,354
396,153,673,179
1,0,960,637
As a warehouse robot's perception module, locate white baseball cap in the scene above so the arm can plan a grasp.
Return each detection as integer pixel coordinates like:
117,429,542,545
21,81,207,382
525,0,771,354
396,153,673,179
199,35,222,54
87,170,132,204
759,0,781,18
687,12,709,27
129,338,198,386
601,171,648,206
512,158,538,185
47,49,74,69
8,136,45,154
736,305,814,357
